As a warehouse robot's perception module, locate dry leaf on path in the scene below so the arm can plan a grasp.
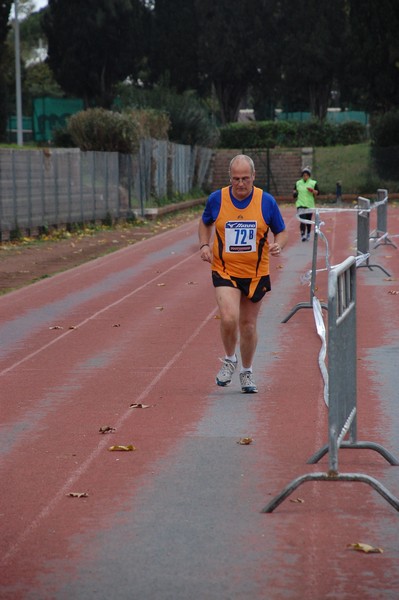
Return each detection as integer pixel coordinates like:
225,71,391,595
237,437,253,445
289,497,305,504
130,403,151,409
49,325,63,330
347,543,383,554
155,306,164,311
157,283,166,287
388,290,399,295
99,426,116,434
108,444,136,451
67,492,88,498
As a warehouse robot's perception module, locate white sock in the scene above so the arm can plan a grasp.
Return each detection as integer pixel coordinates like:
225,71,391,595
226,354,237,363
241,366,252,373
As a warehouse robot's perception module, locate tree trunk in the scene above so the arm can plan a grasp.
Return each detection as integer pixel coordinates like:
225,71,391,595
309,82,331,122
214,81,247,124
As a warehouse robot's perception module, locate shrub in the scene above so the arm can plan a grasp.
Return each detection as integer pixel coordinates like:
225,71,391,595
67,108,140,153
369,111,399,147
52,127,76,148
219,119,367,149
296,120,337,147
116,85,220,147
127,108,170,139
336,121,367,145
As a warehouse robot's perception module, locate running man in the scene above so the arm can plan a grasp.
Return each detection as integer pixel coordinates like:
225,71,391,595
198,154,288,393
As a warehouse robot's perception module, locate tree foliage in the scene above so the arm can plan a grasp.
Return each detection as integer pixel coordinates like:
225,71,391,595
42,0,150,108
194,0,271,124
276,0,347,121
149,0,202,94
343,0,399,112
4,0,399,142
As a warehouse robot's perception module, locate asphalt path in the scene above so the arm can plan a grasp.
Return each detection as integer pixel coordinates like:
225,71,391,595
1,204,399,599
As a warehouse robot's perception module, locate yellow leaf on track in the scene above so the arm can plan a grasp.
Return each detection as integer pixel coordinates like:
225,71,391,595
347,543,383,554
237,437,253,445
108,445,136,451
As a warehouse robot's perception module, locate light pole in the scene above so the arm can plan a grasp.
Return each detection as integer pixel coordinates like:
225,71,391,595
14,0,23,145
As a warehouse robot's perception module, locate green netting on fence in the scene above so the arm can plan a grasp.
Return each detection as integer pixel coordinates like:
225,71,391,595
32,97,84,142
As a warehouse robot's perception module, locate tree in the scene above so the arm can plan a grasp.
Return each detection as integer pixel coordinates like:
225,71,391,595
343,0,399,112
195,0,271,124
277,0,347,121
42,0,150,108
149,0,203,94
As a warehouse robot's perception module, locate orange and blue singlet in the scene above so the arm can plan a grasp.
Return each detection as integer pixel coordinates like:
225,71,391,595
201,186,286,279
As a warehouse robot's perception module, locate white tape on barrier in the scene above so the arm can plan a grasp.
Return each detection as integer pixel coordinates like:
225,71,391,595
313,296,329,407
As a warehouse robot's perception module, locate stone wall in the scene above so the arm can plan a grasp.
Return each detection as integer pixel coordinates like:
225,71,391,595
210,148,313,200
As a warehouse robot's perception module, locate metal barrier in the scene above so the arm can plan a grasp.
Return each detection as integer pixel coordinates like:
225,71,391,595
356,196,391,276
262,256,399,513
370,188,398,249
282,210,328,323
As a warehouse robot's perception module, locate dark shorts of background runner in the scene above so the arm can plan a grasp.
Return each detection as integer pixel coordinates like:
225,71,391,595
212,271,271,303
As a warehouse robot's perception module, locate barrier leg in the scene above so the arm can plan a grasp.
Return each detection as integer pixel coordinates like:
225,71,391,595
307,440,399,465
357,261,391,277
262,472,399,513
282,301,327,324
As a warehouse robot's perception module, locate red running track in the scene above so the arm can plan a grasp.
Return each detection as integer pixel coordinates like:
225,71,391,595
1,205,399,599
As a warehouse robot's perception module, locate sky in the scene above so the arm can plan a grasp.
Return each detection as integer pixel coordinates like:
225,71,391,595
32,0,48,9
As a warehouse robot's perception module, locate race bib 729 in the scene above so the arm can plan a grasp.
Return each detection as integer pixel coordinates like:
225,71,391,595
225,221,257,252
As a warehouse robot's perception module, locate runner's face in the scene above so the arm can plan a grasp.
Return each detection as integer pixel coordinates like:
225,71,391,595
230,161,255,200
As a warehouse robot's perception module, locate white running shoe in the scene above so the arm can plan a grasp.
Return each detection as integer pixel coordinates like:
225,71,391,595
240,371,258,393
216,358,237,386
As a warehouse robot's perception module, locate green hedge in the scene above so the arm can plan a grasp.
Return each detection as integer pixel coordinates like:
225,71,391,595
370,111,399,147
219,119,367,149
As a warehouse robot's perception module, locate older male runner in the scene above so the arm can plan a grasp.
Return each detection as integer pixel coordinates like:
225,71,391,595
198,154,288,393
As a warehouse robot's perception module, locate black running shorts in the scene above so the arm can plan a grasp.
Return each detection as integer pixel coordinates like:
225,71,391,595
212,270,271,303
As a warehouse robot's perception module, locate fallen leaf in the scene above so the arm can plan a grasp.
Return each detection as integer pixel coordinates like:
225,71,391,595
113,323,121,327
130,403,151,409
99,426,116,434
68,326,77,330
347,543,383,554
157,283,166,287
384,277,396,281
155,306,164,311
108,444,136,451
276,264,283,269
49,325,63,330
67,492,88,498
214,314,221,320
237,437,253,445
388,290,399,295
289,497,305,503
187,281,198,285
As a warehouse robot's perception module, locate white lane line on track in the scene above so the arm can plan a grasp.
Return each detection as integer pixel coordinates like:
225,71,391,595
0,251,199,378
1,302,218,566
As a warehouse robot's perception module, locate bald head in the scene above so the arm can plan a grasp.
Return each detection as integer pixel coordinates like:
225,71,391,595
229,154,255,178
